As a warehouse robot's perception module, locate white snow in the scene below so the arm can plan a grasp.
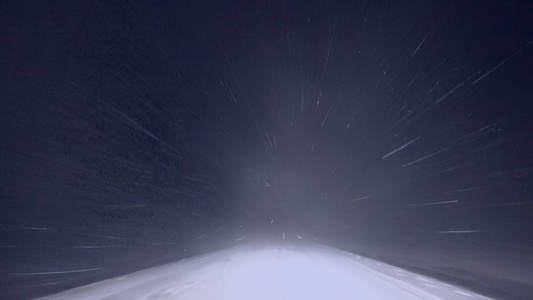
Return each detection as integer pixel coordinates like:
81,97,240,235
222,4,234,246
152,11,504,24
35,243,492,300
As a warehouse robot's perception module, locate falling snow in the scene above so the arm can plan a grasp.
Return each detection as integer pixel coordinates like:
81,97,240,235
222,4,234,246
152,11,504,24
1,1,532,299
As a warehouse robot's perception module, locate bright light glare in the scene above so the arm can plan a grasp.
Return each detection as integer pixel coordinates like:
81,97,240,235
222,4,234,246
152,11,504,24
36,243,491,300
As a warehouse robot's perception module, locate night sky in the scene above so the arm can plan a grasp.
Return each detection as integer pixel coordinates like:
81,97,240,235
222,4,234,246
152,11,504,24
1,1,533,299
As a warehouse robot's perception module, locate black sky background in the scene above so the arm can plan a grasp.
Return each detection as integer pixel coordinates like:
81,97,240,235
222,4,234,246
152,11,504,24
1,1,533,299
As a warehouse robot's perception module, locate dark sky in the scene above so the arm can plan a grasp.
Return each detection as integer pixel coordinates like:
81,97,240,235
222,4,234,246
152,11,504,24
1,1,532,299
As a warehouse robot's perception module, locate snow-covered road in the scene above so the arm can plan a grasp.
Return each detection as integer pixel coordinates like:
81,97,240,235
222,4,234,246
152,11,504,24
36,243,492,300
